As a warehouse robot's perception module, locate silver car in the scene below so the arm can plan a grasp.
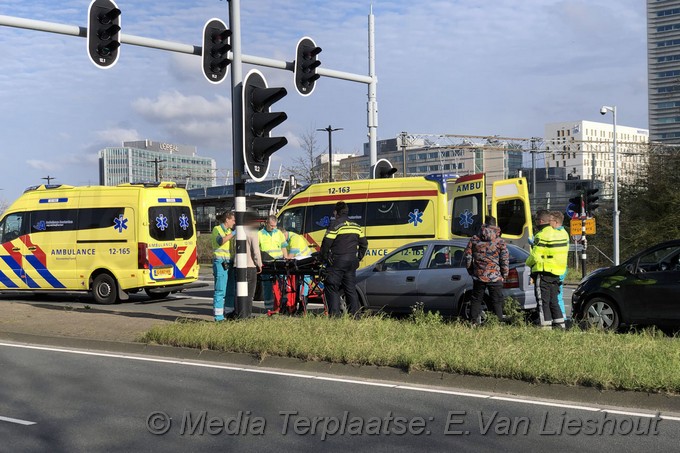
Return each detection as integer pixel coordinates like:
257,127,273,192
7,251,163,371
355,239,536,316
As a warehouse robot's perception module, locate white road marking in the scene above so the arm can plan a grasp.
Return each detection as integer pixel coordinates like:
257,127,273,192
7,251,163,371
1,341,678,422
0,415,36,426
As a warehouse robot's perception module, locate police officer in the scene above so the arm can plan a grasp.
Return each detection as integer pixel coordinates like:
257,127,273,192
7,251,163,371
320,201,368,317
526,210,569,329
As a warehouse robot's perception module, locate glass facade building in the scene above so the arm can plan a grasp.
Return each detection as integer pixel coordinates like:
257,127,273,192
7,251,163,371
98,140,216,189
648,0,680,142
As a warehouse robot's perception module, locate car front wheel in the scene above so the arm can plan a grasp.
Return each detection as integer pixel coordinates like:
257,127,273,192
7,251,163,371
582,297,620,331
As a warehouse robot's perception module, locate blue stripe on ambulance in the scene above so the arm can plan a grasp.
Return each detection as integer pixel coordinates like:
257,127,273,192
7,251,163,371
149,248,182,279
24,255,66,288
1,256,45,289
0,270,19,288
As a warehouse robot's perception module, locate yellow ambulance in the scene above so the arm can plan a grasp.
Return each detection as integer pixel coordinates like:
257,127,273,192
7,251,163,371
0,182,199,304
277,173,532,267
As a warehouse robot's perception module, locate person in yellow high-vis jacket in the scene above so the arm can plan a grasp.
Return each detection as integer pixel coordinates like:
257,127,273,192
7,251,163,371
281,225,312,313
258,215,288,312
526,210,569,329
211,211,235,321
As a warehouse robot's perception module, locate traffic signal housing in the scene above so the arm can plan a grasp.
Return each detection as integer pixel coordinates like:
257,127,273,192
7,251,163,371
568,194,584,218
242,69,288,182
586,188,600,214
87,0,121,69
294,37,322,96
372,159,398,179
202,18,231,84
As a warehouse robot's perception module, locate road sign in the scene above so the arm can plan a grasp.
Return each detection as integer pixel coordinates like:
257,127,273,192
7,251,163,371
570,218,596,235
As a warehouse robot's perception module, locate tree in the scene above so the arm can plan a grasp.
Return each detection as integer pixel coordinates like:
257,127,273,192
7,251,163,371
285,125,321,185
589,143,680,263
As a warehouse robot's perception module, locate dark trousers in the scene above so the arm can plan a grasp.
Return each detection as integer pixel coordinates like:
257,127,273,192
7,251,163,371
534,273,565,327
324,258,360,317
470,280,504,323
235,267,258,319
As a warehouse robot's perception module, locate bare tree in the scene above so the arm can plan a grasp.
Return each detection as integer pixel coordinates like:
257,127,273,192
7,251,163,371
285,125,321,185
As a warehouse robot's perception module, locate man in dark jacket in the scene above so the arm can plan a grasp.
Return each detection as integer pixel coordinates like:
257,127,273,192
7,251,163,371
464,216,509,325
320,201,368,317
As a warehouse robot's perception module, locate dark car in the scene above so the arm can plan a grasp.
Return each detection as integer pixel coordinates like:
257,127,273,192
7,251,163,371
572,240,680,331
354,239,535,316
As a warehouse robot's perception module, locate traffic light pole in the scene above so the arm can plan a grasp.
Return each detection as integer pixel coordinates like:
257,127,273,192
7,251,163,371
228,0,249,317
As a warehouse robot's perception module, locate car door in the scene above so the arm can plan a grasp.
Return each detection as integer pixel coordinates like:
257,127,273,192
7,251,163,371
0,212,28,288
417,243,470,313
362,244,428,310
621,244,680,324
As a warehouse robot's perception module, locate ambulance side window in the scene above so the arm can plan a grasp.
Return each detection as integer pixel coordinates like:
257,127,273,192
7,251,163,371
78,207,125,230
305,204,365,234
29,209,79,233
0,213,25,243
366,200,429,227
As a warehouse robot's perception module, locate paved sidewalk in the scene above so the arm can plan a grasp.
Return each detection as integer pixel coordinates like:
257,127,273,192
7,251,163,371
0,300,198,343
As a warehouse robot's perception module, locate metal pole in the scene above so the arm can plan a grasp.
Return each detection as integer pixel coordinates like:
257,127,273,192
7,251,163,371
530,138,537,199
328,127,333,182
230,0,248,318
367,7,378,168
317,125,342,182
612,107,619,266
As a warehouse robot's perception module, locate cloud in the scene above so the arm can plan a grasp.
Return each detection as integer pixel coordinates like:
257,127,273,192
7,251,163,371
132,91,232,149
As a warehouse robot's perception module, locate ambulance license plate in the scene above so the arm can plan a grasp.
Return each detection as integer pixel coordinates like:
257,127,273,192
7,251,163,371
152,266,174,279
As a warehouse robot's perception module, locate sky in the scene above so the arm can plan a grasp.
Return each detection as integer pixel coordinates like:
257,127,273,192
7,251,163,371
0,0,647,203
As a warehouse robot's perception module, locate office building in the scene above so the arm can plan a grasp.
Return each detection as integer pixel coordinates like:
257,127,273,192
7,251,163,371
544,121,649,198
99,140,216,189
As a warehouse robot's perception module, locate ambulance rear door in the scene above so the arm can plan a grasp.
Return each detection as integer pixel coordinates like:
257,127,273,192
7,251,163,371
490,177,533,249
449,173,486,238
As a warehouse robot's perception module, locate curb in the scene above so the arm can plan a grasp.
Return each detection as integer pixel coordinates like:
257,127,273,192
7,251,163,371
1,330,678,416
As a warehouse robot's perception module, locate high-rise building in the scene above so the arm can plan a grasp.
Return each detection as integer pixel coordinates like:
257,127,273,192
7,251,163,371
647,0,680,142
98,140,216,189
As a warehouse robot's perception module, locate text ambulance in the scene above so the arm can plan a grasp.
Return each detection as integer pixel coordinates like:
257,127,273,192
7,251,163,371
0,182,199,304
277,173,532,267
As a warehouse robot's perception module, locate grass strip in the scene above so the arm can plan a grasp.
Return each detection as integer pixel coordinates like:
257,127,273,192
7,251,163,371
140,311,680,394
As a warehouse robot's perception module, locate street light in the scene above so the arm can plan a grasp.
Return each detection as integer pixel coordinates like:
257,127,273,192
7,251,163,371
600,105,619,265
317,125,343,182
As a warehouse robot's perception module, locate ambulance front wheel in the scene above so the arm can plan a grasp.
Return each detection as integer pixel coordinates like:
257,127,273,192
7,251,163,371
92,273,118,305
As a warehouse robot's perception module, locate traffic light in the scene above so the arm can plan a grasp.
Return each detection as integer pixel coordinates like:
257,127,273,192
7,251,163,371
586,188,600,214
294,37,322,96
87,0,121,69
242,69,288,182
202,18,231,84
568,194,584,217
372,159,397,179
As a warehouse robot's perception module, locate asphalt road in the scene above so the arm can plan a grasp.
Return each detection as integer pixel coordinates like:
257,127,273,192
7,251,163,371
0,342,677,453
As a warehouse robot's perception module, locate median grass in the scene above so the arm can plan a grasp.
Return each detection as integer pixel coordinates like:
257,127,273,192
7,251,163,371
140,308,680,394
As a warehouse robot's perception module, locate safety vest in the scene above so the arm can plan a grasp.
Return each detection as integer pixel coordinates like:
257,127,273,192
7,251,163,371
526,225,569,276
287,232,311,257
259,228,287,259
211,224,233,260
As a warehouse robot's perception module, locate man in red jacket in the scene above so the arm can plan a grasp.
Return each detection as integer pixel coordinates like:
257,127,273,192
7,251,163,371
464,216,509,325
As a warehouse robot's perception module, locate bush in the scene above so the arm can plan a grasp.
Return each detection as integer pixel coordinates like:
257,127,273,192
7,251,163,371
197,233,212,264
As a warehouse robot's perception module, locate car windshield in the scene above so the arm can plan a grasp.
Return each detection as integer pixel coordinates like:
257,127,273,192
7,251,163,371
382,244,428,271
